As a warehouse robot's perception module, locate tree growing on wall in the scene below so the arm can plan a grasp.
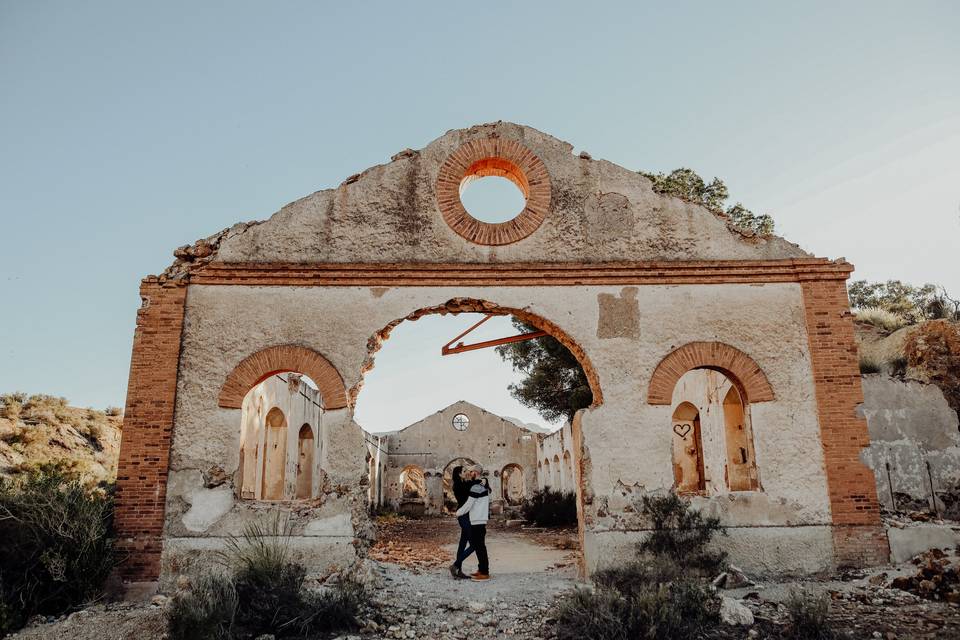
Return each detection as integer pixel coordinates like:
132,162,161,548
496,319,592,423
639,167,775,236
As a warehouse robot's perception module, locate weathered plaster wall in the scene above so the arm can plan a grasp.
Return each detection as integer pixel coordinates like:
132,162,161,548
166,278,831,577
169,122,808,276
859,374,960,510
376,401,538,514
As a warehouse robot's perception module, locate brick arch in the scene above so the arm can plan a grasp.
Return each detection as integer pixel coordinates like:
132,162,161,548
647,342,774,405
352,297,602,407
218,345,348,410
436,138,551,245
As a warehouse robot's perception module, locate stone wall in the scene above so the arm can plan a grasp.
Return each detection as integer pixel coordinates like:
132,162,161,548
860,374,960,512
376,401,538,515
115,122,884,584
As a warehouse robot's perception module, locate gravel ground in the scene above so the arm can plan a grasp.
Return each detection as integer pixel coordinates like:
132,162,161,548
7,519,960,640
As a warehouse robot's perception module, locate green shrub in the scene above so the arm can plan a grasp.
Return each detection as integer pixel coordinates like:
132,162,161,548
0,464,115,634
521,488,577,527
0,393,25,420
785,589,835,640
169,514,368,639
554,588,631,640
636,492,727,575
554,579,716,640
593,557,684,595
168,572,237,640
551,493,722,639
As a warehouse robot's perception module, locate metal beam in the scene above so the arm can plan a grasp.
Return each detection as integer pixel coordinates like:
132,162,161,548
441,314,546,356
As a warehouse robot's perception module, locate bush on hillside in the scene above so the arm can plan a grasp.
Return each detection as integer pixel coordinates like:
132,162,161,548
855,307,907,332
522,489,577,527
0,464,115,634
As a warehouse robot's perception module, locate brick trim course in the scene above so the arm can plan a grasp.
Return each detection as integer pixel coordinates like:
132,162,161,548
186,258,855,287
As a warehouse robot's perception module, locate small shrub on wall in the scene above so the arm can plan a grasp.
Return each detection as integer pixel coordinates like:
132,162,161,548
521,489,577,527
0,463,115,635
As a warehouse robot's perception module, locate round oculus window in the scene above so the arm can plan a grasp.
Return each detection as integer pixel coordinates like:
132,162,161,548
452,413,470,431
436,139,551,245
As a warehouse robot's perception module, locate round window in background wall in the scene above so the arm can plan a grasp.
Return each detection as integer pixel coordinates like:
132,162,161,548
452,413,470,431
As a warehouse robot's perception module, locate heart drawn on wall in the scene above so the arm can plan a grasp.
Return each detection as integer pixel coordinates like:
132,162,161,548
673,423,691,439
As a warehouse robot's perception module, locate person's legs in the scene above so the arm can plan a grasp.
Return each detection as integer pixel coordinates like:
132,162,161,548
454,514,473,567
470,524,488,576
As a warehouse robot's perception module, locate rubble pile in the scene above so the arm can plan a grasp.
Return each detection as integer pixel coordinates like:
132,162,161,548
889,548,960,603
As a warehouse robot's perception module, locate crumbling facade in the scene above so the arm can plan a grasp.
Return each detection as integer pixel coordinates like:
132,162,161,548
859,374,960,513
368,401,538,516
114,122,887,587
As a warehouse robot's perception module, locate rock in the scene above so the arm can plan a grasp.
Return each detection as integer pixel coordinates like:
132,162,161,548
725,565,753,588
254,635,276,640
868,572,888,586
719,596,755,626
468,601,489,614
150,594,169,607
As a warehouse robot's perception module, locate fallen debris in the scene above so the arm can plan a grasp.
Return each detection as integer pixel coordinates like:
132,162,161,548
889,548,960,603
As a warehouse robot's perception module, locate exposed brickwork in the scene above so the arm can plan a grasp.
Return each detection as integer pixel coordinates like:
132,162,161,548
800,277,888,567
436,138,551,245
218,344,348,410
647,341,775,405
114,279,187,581
187,258,855,286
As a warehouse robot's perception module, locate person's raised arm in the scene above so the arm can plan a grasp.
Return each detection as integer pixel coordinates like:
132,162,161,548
456,495,475,517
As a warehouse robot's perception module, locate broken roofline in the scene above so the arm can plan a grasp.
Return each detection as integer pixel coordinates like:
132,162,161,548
372,400,546,437
160,121,818,279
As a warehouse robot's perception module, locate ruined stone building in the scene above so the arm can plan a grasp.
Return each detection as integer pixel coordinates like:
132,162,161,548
114,122,887,589
366,401,538,516
537,422,576,493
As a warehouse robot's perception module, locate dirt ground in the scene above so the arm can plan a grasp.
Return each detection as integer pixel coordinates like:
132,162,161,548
368,514,579,575
8,517,960,639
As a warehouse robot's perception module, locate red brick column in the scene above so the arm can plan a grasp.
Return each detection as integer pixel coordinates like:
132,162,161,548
800,276,889,567
114,279,188,581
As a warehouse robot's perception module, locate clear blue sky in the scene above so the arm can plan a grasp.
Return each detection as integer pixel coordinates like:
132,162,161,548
2,2,958,430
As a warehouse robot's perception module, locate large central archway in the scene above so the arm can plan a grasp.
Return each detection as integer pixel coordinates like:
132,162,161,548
356,298,596,572
350,297,604,409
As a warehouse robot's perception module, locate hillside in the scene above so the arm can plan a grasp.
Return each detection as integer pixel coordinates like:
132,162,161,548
0,393,122,484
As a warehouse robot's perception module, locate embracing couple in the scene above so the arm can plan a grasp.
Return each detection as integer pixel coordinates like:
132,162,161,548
448,464,490,581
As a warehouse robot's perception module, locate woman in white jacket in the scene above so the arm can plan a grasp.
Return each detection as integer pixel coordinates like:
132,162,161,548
455,465,490,580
